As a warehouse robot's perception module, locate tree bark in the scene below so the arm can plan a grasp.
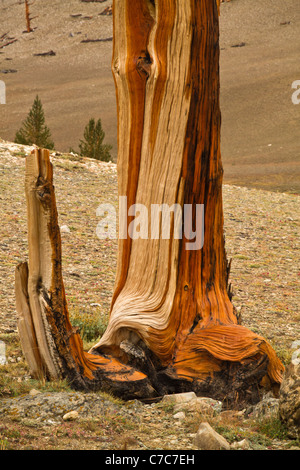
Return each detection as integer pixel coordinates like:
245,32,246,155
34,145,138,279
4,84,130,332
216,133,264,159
16,0,284,405
25,1,33,33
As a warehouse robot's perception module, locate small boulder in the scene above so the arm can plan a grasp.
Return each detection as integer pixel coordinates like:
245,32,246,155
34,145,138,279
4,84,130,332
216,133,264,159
231,439,251,450
60,225,71,234
174,396,222,417
251,396,279,420
279,356,300,439
63,410,79,422
162,392,197,405
193,422,230,450
173,411,186,420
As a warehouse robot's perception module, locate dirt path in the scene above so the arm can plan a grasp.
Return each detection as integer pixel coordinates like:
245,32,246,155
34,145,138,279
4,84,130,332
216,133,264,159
0,0,299,193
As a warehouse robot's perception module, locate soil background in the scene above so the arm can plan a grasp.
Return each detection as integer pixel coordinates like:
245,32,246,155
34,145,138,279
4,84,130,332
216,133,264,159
0,0,299,193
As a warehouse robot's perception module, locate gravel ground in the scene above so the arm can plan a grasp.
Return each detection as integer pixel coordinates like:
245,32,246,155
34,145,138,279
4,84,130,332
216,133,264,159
0,140,299,451
0,390,297,451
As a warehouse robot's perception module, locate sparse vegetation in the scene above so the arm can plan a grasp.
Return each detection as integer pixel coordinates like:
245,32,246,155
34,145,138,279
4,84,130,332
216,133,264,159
256,417,289,441
70,308,108,344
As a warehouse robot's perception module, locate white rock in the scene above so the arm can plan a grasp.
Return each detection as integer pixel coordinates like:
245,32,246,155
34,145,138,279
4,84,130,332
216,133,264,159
63,411,79,421
60,225,71,233
291,340,300,350
173,412,186,420
291,349,300,366
0,341,7,365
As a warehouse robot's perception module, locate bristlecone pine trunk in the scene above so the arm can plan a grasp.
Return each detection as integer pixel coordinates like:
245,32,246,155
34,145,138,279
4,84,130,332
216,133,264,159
16,0,284,405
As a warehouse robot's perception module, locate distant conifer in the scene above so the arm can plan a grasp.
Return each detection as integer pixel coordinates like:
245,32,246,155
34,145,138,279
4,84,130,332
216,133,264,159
79,118,112,162
15,95,55,150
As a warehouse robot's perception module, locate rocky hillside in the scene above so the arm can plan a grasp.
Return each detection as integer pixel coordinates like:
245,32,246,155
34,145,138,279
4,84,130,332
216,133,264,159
0,140,299,450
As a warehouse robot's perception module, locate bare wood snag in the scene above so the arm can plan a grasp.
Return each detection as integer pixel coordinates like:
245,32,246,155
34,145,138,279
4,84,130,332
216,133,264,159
16,0,284,405
24,0,37,33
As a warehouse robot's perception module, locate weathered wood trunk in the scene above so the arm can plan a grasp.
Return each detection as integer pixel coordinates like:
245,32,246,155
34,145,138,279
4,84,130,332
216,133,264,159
25,1,33,33
16,0,284,405
16,148,155,397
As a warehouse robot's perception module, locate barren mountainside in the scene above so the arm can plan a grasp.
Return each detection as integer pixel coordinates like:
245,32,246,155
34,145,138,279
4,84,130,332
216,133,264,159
0,0,300,192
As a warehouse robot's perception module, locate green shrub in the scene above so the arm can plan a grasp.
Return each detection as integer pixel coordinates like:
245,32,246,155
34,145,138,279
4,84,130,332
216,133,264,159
70,309,108,343
257,417,289,440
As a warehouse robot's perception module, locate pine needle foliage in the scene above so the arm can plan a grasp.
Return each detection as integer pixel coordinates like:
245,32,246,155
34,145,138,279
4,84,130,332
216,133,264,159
79,118,112,162
15,95,55,149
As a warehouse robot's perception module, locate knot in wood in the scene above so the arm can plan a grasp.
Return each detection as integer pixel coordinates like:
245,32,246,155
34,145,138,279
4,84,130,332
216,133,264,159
136,53,153,79
35,177,52,206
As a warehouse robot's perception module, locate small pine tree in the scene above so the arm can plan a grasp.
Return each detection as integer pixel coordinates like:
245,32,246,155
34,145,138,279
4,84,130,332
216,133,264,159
79,118,112,162
15,95,55,149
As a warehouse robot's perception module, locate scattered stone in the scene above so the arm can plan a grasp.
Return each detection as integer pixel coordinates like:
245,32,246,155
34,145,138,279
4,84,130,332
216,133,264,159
279,359,300,439
161,392,197,405
0,392,141,424
0,340,7,365
60,225,71,233
231,439,251,450
193,422,230,450
174,396,222,417
63,410,79,421
29,389,41,397
251,396,280,420
291,348,300,366
291,340,300,350
173,412,185,420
